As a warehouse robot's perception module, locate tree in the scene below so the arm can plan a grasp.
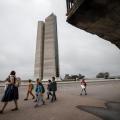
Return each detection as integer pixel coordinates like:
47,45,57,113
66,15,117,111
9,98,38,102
96,72,110,79
104,72,109,79
96,72,104,78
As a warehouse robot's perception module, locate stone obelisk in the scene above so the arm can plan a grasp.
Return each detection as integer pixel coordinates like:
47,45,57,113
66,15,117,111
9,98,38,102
34,13,59,80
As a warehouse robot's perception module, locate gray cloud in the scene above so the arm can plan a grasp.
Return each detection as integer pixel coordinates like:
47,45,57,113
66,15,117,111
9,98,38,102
0,0,120,80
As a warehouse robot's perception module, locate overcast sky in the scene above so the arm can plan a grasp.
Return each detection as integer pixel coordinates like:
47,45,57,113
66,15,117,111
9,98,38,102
0,0,120,80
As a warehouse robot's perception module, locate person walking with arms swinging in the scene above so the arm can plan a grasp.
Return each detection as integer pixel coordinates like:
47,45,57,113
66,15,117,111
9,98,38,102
24,79,35,100
0,71,19,113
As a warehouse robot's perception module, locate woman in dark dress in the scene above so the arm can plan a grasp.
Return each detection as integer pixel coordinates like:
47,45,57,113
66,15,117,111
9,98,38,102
0,71,19,113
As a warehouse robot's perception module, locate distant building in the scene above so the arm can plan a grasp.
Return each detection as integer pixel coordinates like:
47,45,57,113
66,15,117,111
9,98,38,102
34,13,59,80
109,75,120,79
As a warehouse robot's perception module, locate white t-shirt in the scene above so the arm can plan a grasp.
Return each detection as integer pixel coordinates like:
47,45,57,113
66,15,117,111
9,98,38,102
81,85,85,89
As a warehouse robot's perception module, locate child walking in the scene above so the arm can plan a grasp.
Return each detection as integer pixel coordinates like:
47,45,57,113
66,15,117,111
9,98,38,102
24,79,35,100
51,77,57,102
80,78,87,95
46,80,52,100
34,79,45,107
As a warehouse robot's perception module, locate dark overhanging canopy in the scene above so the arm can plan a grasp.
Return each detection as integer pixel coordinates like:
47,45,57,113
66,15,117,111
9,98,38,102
66,0,120,48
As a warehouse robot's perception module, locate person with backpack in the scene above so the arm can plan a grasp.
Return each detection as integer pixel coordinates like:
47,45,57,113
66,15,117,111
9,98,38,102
34,78,45,107
51,77,57,102
46,80,52,100
80,78,87,95
24,79,35,100
39,80,45,104
0,71,19,113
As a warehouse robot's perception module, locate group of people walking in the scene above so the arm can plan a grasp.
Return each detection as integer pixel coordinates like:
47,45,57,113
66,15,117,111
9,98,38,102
0,70,87,114
24,77,57,107
0,71,57,113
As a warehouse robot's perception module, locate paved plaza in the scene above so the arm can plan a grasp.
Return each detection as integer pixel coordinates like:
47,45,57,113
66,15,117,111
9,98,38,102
0,80,120,120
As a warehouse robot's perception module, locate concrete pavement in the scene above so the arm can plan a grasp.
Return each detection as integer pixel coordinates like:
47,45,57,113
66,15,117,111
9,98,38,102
0,80,120,120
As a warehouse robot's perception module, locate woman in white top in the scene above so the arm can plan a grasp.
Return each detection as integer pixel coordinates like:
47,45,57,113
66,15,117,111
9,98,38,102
0,71,19,114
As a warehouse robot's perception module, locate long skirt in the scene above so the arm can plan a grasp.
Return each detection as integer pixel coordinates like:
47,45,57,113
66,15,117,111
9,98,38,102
1,84,19,102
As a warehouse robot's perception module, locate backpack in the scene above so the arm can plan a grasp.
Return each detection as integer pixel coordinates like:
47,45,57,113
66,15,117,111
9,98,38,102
16,77,21,87
31,84,34,90
40,84,45,93
51,81,57,91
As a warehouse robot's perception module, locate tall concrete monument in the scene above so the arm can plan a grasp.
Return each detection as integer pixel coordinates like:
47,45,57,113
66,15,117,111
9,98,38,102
34,13,59,80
